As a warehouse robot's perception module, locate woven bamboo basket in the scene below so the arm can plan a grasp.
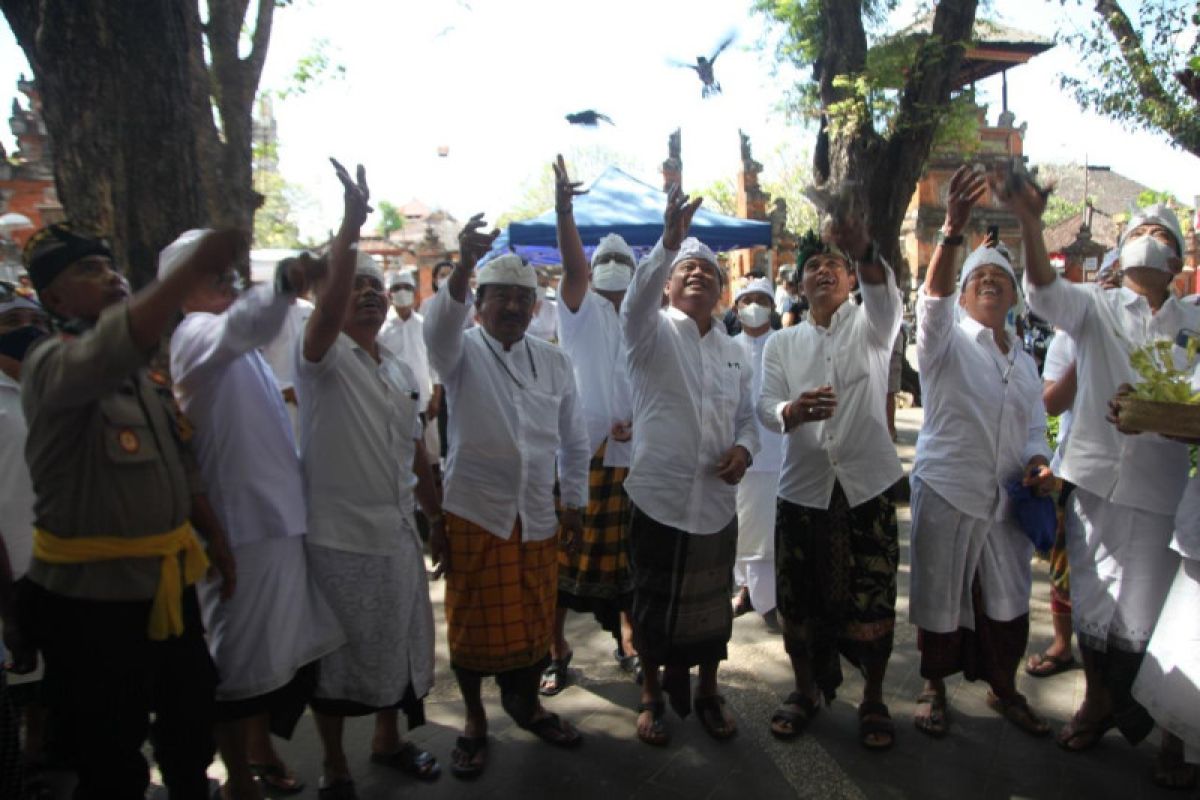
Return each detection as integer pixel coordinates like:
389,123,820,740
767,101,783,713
1118,397,1200,439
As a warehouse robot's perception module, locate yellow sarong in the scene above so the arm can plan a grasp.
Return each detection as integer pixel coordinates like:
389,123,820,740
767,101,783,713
33,522,209,640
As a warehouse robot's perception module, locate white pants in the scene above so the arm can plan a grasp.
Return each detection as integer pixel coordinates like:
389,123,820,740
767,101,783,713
733,556,776,615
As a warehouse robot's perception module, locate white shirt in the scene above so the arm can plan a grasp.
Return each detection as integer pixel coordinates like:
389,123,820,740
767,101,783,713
378,308,433,410
0,372,33,577
757,274,903,509
734,329,784,474
527,298,558,342
1042,331,1076,474
260,298,313,392
913,291,1051,521
621,241,759,535
557,290,633,467
1026,278,1199,514
296,332,422,555
171,285,309,548
424,285,589,542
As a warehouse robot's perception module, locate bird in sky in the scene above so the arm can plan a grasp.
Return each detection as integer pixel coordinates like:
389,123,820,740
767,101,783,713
565,110,614,127
669,32,736,98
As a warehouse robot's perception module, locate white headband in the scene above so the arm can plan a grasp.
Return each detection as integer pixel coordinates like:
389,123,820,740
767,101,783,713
157,229,212,281
476,253,537,288
960,244,1016,289
591,233,635,268
734,276,774,304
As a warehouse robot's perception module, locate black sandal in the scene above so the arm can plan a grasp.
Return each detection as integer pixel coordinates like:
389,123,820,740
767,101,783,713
694,694,737,740
450,736,488,780
539,651,573,696
770,691,820,740
525,712,583,748
636,700,670,746
369,741,441,780
858,700,895,751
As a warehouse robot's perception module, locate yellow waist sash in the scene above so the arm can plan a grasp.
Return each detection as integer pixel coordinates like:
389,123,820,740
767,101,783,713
33,522,209,641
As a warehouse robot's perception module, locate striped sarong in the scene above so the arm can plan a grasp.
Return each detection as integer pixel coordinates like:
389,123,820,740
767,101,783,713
444,513,558,675
628,506,737,668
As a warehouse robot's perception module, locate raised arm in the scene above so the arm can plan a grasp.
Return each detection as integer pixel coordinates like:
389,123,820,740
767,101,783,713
424,214,498,378
990,164,1055,289
303,159,370,364
925,166,988,299
553,155,589,313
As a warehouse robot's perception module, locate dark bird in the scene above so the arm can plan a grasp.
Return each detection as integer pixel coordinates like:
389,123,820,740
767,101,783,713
565,110,614,127
669,32,736,98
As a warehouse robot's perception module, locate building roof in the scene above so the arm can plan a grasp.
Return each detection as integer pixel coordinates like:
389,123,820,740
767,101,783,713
888,14,1054,86
1035,163,1154,219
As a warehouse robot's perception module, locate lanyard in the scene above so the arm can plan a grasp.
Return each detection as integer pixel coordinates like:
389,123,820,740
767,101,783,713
482,335,537,389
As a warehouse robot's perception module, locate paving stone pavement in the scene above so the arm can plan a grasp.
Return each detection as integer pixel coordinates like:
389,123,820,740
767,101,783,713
108,408,1192,798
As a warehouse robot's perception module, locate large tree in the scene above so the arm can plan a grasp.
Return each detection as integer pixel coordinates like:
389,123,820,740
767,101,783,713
755,0,979,280
1,0,283,286
1060,0,1200,158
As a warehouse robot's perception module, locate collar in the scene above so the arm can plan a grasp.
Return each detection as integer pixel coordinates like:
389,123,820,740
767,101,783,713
666,305,721,339
479,325,525,354
804,298,854,333
958,312,1011,350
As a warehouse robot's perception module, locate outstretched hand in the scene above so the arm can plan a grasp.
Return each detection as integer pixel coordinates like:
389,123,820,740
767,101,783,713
662,184,703,251
944,166,989,236
824,206,871,262
554,154,586,214
457,213,501,271
988,160,1052,224
330,158,372,230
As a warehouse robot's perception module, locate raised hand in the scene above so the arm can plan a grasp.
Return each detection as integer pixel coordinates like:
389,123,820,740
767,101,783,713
784,385,838,428
457,213,500,271
988,160,1052,224
825,204,871,262
554,154,587,215
944,165,989,236
281,251,326,296
191,229,250,279
662,183,703,251
330,157,372,230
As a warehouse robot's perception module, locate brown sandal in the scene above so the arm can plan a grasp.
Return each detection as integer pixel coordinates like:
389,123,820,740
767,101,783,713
987,691,1050,737
914,690,948,738
1057,711,1115,752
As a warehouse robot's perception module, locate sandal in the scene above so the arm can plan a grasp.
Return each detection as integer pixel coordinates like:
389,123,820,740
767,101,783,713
770,691,820,740
539,651,573,696
913,690,948,738
1056,710,1115,752
732,587,753,618
249,763,305,794
858,700,895,750
986,691,1050,737
449,735,488,780
694,694,737,740
1024,651,1075,678
525,712,583,748
636,700,670,747
369,741,441,781
663,665,692,718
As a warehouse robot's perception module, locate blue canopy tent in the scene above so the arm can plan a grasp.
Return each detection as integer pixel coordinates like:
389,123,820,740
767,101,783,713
484,166,772,266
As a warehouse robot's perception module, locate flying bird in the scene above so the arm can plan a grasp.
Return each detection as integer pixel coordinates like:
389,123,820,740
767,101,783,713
669,31,736,98
565,110,614,127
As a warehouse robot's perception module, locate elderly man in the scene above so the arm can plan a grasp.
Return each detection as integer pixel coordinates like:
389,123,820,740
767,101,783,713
165,231,345,798
621,186,758,747
296,162,442,796
17,222,237,799
541,156,639,696
1009,177,1199,756
731,277,783,625
424,215,589,779
757,220,902,750
909,166,1055,740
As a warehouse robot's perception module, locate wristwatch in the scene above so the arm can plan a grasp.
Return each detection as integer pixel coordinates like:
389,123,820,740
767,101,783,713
937,227,964,247
854,241,879,269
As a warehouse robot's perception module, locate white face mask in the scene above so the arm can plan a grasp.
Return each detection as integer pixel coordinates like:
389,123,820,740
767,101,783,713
592,262,633,292
1120,235,1176,274
392,289,415,307
537,285,549,301
738,303,771,328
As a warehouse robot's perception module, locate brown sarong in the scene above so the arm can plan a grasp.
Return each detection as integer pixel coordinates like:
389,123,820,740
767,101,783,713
444,513,558,675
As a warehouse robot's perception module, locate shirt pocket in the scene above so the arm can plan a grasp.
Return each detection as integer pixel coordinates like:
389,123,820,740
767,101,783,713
520,387,563,457
99,393,161,465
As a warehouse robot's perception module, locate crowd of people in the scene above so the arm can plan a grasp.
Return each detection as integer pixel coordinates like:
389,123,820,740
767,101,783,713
0,153,1196,800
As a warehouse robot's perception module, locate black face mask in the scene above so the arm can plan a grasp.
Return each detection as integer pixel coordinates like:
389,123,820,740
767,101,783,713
0,325,47,362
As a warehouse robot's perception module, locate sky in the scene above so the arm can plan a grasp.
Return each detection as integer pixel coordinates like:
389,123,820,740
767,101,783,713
0,0,1196,241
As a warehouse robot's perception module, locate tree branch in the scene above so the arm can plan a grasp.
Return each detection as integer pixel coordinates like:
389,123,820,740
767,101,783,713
1095,0,1174,114
244,0,275,83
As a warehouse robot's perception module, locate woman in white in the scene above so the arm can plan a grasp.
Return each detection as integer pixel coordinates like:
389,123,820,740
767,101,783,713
909,166,1056,739
731,277,783,625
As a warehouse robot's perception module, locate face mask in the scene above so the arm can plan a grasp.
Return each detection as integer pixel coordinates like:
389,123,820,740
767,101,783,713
592,262,633,292
393,289,415,307
1120,235,1175,273
738,303,771,328
0,325,46,362
536,286,549,301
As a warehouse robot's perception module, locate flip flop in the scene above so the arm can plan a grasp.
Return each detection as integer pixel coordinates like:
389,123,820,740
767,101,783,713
524,712,583,748
369,742,441,781
636,700,670,747
770,691,820,740
450,736,488,780
858,700,895,750
694,694,737,740
1056,711,1115,752
248,763,305,795
1024,651,1075,678
986,691,1050,737
913,690,948,738
539,651,573,696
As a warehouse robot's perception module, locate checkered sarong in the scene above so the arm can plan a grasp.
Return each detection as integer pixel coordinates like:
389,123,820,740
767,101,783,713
444,513,558,675
558,441,632,603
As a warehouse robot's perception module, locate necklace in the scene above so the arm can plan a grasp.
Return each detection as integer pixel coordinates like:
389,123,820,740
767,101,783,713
481,335,537,389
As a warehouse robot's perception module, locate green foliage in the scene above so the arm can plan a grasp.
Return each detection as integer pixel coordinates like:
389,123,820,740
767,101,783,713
1137,188,1179,206
1046,414,1060,452
1043,195,1086,227
274,38,347,100
253,169,304,248
759,140,820,233
699,177,739,216
1129,339,1200,403
1058,0,1200,156
376,200,404,238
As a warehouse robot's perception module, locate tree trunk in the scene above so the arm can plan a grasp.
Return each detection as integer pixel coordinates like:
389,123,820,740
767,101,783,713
2,0,209,287
815,0,979,284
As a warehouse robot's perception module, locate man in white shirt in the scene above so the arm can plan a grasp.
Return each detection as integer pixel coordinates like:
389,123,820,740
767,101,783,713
424,217,589,778
621,185,758,746
756,219,902,750
296,161,443,793
731,278,783,626
526,268,558,342
379,269,434,415
909,167,1056,741
1008,177,1198,751
165,233,344,798
541,157,640,696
